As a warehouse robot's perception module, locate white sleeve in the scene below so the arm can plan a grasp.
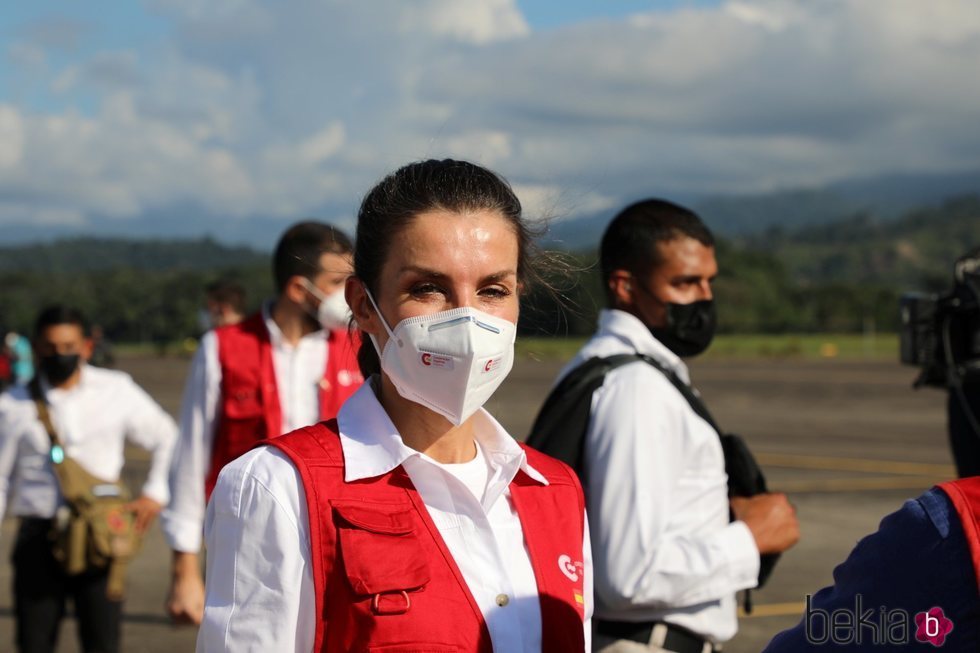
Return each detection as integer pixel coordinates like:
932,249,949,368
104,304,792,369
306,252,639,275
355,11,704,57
586,365,759,610
582,510,593,652
120,375,178,505
0,396,21,527
197,447,314,653
162,332,221,553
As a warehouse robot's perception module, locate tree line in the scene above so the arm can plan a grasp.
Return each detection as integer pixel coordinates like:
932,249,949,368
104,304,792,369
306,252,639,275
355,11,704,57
1,195,977,343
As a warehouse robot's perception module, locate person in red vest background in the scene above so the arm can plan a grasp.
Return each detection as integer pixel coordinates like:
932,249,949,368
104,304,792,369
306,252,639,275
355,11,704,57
163,221,364,625
197,159,593,652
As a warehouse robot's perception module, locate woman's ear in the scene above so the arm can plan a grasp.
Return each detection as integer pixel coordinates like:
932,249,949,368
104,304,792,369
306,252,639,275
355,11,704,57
346,277,377,336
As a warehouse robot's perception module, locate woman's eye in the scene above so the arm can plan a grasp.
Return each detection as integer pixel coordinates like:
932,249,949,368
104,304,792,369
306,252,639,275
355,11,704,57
410,283,443,297
480,286,511,299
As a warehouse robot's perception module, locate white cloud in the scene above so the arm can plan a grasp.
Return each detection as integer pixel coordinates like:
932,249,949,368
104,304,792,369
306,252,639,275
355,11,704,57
512,184,617,222
298,123,346,166
2,0,980,232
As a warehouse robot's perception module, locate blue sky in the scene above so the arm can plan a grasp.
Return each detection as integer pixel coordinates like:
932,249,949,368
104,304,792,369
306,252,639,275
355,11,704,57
520,0,722,28
1,0,978,243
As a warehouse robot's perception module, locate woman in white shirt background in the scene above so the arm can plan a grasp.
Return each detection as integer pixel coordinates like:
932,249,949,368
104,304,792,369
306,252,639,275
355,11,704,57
198,159,592,652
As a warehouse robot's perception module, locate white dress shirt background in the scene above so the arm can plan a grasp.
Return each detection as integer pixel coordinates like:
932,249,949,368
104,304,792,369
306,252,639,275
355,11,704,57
560,309,759,644
162,304,328,554
0,364,178,528
198,380,593,653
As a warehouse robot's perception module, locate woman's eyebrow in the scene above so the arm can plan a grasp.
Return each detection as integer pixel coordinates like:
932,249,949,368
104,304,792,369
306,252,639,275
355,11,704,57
398,265,448,279
480,270,517,284
397,267,516,282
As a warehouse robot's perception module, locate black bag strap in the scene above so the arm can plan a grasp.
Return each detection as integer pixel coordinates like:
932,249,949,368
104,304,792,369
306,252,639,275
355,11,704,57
526,354,644,482
629,353,722,433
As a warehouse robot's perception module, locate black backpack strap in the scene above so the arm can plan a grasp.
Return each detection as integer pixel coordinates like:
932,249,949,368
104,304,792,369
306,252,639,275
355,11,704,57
526,354,647,481
629,354,721,433
632,354,779,595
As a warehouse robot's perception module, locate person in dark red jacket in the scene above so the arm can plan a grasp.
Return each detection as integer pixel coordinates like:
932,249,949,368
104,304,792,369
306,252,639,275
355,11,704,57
198,160,593,652
163,221,364,625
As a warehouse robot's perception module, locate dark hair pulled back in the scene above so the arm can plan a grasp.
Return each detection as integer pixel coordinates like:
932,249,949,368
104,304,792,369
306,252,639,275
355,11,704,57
354,158,540,377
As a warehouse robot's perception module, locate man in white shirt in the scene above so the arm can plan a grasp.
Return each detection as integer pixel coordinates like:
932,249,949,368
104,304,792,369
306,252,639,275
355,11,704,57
163,221,363,625
0,305,177,653
560,199,799,652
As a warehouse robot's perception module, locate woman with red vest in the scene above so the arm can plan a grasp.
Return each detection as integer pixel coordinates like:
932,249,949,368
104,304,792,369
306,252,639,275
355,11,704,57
198,159,592,652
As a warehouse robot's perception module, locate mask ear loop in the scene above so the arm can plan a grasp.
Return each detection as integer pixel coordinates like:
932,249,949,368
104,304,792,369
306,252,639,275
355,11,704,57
362,285,401,354
299,277,327,303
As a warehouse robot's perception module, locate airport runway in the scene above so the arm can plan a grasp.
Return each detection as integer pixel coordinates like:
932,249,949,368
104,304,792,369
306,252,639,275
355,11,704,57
0,351,953,652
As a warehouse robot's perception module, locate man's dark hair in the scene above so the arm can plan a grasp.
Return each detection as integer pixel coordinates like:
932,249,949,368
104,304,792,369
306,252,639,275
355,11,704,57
272,221,354,292
205,278,246,314
33,304,90,339
599,198,715,298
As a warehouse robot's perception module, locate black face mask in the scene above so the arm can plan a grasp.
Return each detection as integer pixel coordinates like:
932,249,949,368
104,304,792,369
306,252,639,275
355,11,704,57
39,353,81,386
649,299,717,358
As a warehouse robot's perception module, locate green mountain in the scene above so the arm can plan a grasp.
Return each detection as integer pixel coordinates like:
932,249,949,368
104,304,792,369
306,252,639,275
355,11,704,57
746,195,980,290
0,236,266,273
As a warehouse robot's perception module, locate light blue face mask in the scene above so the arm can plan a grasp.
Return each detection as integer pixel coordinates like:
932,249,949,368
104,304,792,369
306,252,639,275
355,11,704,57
364,288,517,425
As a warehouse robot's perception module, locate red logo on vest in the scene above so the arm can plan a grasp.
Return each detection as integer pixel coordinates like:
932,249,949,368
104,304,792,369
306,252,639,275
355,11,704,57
558,554,584,582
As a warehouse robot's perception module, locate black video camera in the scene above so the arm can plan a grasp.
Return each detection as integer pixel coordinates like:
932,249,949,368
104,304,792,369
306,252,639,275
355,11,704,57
900,248,980,388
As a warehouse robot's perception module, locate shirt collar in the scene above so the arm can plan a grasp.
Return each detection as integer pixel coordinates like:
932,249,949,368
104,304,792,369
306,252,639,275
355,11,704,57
597,308,691,383
262,299,324,348
337,377,548,486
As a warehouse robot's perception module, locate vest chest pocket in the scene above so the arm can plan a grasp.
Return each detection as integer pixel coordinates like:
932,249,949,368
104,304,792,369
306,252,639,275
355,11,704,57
221,388,263,419
332,502,431,604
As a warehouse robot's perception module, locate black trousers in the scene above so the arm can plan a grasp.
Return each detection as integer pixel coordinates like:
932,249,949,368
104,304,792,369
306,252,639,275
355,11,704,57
11,518,122,653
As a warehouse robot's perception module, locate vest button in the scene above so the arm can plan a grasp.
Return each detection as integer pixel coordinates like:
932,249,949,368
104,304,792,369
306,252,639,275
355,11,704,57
495,593,509,607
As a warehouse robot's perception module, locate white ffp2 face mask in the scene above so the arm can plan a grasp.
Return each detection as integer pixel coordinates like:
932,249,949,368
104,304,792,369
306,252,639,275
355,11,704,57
301,278,352,330
365,289,517,426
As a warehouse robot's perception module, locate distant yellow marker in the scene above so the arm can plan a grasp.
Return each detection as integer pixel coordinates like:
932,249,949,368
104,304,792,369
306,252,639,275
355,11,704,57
819,343,839,358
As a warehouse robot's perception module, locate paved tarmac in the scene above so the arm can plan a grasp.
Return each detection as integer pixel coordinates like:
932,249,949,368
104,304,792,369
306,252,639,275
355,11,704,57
0,351,955,652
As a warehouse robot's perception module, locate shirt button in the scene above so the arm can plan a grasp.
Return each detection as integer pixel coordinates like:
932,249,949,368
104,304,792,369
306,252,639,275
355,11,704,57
496,594,510,607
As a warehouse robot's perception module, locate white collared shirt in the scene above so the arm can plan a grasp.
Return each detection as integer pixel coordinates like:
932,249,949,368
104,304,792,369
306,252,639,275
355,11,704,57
0,365,177,530
198,380,593,652
162,303,329,553
561,309,759,643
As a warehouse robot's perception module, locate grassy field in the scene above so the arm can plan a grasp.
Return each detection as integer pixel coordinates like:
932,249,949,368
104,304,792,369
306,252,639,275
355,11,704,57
516,332,900,361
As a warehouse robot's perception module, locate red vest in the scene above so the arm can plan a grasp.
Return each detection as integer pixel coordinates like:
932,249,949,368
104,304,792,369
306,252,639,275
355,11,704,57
938,477,980,591
267,421,587,653
206,313,363,498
